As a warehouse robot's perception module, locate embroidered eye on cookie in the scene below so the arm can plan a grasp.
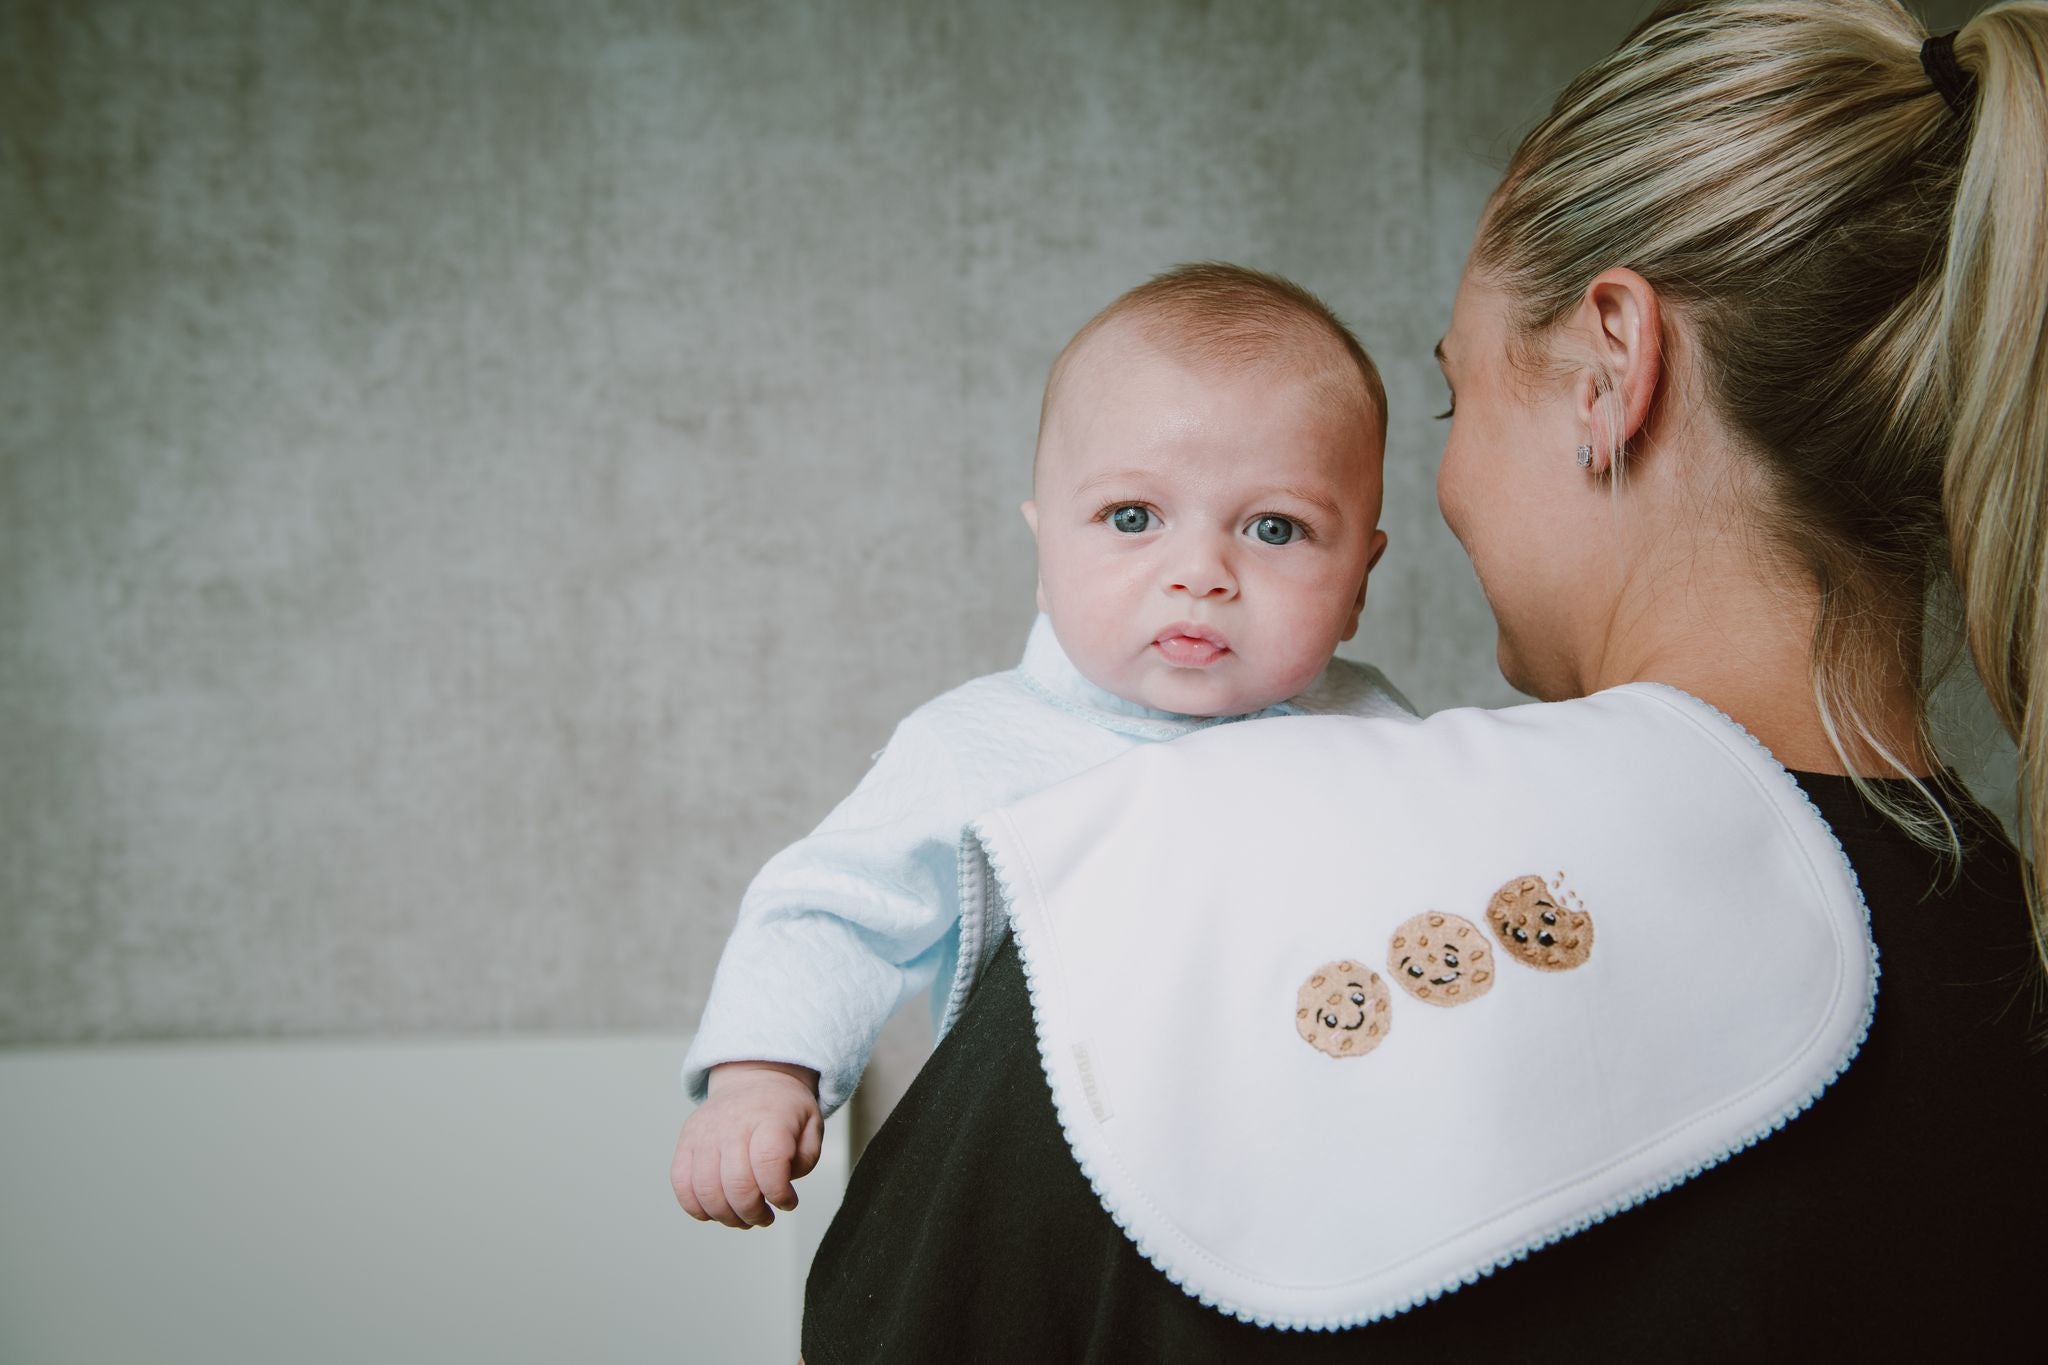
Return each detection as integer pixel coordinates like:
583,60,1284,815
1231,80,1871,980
1294,961,1391,1058
1387,912,1493,1006
1485,873,1594,970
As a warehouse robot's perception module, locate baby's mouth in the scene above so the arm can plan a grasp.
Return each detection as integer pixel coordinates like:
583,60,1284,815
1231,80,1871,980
1154,623,1230,668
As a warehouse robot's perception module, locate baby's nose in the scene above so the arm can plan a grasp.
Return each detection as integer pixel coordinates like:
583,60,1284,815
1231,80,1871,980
1166,542,1238,598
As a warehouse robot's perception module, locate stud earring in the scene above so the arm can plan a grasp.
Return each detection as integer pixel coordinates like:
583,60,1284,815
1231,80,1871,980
1574,444,1594,469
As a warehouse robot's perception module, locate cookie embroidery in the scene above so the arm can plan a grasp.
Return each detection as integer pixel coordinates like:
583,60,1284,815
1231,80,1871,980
1387,912,1494,1006
1295,961,1392,1058
1485,873,1594,971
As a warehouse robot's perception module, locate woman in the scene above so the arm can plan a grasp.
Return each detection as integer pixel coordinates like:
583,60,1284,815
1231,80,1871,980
802,1,2048,1358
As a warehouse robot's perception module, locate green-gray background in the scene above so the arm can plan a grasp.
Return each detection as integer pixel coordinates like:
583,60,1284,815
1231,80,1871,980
1,0,2000,1096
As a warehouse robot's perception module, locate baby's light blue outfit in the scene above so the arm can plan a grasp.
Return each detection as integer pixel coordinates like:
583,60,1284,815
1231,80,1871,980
681,615,1415,1116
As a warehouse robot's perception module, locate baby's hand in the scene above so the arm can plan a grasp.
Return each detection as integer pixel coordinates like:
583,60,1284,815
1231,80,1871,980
672,1060,823,1228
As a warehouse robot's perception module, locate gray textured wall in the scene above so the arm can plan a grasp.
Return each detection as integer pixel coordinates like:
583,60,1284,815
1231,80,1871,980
1,0,2000,1056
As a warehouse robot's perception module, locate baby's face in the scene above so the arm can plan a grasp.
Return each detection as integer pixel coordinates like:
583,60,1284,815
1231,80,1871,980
1026,338,1388,717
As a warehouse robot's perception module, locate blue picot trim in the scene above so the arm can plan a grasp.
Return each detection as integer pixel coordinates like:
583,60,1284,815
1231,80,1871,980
989,682,1881,1333
939,830,994,1039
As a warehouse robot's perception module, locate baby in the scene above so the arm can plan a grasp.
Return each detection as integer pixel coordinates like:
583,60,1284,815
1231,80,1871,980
673,262,1413,1227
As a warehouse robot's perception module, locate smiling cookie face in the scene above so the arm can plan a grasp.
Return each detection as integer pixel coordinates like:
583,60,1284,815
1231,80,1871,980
1295,960,1392,1058
1486,875,1594,971
1387,912,1494,1006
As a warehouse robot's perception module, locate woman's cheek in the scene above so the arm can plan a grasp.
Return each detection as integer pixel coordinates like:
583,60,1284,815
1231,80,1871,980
1434,447,1470,546
1439,459,1502,565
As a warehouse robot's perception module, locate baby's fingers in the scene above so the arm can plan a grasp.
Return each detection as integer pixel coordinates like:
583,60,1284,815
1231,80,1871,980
672,1138,708,1220
753,1122,802,1213
692,1137,744,1228
792,1107,824,1184
722,1130,776,1227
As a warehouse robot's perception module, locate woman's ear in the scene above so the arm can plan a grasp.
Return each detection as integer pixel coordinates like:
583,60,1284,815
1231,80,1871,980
1572,268,1662,474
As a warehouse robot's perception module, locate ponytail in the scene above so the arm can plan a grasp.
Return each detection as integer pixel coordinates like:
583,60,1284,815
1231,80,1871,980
1940,6,2048,969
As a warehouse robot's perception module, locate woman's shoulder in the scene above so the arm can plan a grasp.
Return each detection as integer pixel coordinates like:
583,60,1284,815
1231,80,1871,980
1796,771,2044,1069
1796,771,2032,951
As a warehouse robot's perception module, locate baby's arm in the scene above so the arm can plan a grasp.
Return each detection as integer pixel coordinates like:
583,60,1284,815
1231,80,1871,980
672,1060,822,1228
675,710,970,1224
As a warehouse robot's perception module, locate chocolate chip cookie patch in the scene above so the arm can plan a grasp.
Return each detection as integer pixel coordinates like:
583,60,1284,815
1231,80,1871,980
1295,874,1596,1056
1388,911,1493,1006
1295,961,1393,1058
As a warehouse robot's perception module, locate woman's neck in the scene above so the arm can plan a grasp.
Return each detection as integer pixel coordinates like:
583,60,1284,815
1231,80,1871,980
1584,544,1934,778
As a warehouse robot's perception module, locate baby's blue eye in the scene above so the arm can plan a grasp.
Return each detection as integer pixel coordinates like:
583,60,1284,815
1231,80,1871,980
1252,516,1300,545
1109,506,1153,534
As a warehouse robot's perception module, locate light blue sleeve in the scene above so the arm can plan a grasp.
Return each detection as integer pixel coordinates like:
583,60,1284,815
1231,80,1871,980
679,707,969,1117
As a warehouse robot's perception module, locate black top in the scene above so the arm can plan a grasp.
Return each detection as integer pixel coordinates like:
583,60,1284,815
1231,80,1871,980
804,774,2045,1363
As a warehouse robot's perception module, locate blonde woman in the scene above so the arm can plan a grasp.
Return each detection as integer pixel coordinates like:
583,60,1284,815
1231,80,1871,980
799,3,2048,1359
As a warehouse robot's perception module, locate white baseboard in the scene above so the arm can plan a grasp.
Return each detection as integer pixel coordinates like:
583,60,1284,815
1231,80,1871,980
0,1034,846,1364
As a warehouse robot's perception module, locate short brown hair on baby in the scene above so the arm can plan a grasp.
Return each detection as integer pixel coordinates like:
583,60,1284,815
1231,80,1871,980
1037,262,1388,466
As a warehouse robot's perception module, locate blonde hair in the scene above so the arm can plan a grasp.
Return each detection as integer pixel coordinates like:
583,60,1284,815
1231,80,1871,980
1037,262,1389,460
1476,0,2048,966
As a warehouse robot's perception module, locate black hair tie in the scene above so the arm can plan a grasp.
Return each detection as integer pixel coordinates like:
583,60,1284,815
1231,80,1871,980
1921,31,1978,119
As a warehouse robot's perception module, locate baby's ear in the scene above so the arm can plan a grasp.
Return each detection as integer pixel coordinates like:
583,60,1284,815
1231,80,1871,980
1020,501,1047,613
1341,531,1389,642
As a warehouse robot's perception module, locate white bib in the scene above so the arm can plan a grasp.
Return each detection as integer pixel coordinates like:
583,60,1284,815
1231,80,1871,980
958,683,1875,1331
